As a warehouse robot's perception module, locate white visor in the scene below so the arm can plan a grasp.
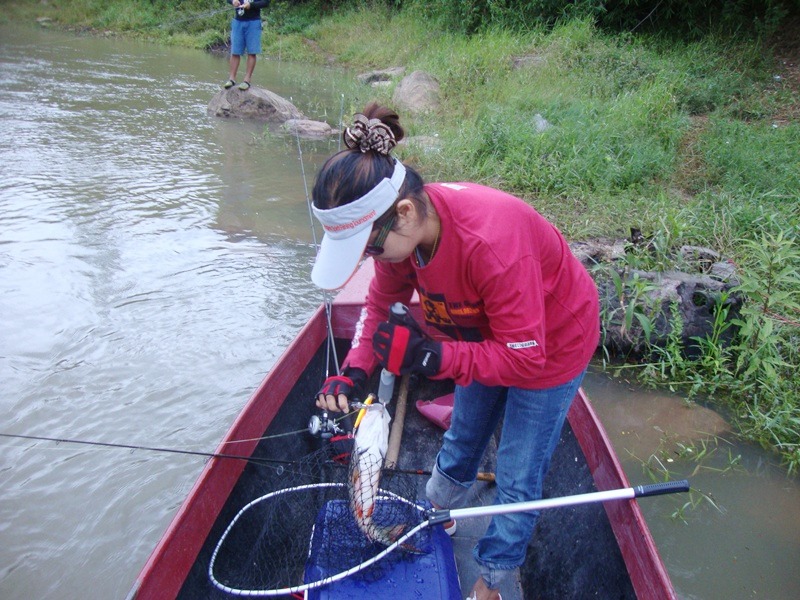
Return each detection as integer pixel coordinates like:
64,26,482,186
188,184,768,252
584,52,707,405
311,159,406,290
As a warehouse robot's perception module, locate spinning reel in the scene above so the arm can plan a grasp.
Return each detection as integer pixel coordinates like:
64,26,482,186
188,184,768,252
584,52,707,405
307,410,343,440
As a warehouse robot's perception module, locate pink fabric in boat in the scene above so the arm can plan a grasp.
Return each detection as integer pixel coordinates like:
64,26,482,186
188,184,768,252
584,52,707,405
416,393,454,430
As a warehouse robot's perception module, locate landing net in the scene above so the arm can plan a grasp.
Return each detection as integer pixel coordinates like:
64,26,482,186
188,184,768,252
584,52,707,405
208,440,432,596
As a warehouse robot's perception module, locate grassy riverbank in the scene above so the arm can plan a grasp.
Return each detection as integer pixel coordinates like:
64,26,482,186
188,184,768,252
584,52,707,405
4,0,799,471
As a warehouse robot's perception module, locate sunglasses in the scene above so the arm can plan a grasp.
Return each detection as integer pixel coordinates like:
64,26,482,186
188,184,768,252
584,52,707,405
364,212,396,256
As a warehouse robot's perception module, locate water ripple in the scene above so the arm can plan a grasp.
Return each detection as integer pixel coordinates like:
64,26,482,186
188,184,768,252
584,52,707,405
0,22,347,600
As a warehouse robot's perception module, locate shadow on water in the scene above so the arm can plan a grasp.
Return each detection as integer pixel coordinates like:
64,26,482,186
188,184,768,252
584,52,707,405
0,20,798,600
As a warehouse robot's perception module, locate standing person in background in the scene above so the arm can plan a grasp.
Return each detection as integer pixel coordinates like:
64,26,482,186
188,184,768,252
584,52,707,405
223,0,270,91
311,103,600,600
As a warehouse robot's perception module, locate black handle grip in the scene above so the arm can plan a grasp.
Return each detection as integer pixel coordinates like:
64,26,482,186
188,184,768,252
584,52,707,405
633,480,690,498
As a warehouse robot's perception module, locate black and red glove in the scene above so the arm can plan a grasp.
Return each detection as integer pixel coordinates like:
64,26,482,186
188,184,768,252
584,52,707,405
316,367,367,411
372,322,441,377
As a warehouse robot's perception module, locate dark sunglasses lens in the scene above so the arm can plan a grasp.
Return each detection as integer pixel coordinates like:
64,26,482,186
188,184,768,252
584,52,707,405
364,245,384,256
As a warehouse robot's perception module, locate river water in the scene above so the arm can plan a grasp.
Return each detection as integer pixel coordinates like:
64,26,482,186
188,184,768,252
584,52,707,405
0,22,798,600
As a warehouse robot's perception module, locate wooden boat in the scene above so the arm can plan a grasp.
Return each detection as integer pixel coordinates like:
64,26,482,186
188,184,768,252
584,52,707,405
127,261,677,600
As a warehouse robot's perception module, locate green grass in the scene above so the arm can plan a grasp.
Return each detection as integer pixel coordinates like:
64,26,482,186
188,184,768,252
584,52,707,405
3,0,799,471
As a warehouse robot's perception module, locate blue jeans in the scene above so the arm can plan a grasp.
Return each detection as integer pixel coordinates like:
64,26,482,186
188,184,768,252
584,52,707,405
230,19,262,56
425,371,585,589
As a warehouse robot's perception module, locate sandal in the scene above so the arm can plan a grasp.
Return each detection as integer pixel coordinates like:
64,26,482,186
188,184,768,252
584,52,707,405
237,81,251,91
223,79,235,89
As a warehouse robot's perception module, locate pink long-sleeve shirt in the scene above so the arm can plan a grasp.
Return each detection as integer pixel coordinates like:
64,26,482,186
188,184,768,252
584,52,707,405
345,182,599,390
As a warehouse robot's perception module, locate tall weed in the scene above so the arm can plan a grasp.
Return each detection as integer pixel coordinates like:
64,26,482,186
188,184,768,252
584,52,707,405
731,231,800,386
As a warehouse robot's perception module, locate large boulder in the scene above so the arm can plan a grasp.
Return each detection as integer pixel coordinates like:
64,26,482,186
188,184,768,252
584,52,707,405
392,70,441,114
571,238,742,359
208,86,304,122
595,268,742,359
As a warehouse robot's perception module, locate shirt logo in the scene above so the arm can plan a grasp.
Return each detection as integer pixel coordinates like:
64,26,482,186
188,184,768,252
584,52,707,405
507,340,539,350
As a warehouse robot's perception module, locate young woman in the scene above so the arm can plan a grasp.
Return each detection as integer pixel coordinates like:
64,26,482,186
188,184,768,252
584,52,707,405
312,103,599,600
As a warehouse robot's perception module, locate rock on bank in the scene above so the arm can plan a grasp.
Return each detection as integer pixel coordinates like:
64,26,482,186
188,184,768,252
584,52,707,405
208,86,304,122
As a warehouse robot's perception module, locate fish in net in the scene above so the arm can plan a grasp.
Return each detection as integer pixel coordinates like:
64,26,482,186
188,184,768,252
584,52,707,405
208,402,433,597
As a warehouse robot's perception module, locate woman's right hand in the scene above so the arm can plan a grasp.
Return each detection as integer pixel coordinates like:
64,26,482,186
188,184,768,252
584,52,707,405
316,367,367,413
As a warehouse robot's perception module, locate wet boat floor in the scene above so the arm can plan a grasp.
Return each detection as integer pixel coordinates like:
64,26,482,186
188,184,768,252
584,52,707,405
448,484,525,599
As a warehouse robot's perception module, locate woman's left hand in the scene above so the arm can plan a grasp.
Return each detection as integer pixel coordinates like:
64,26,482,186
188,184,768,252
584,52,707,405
372,322,441,377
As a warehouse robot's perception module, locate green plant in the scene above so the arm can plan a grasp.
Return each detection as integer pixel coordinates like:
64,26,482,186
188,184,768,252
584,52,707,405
721,230,800,470
594,263,667,366
700,117,800,206
731,231,800,384
624,432,731,521
687,291,735,392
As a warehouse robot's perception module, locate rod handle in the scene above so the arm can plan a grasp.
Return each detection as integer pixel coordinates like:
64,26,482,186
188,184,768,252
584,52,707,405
389,302,427,337
389,302,410,324
633,480,690,498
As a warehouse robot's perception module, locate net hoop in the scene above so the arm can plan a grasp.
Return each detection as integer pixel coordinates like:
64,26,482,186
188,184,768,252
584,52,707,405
208,482,429,597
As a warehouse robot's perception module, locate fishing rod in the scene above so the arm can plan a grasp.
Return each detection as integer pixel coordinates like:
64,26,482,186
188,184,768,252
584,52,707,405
0,430,473,479
0,431,296,468
156,5,233,30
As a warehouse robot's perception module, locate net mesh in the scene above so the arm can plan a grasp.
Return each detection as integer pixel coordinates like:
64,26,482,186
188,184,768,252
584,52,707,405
208,443,431,596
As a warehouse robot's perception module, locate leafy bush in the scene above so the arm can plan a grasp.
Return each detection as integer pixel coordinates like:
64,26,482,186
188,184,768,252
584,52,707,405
399,0,796,35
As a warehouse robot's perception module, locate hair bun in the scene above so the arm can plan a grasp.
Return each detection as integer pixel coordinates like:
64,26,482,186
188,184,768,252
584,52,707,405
343,113,397,155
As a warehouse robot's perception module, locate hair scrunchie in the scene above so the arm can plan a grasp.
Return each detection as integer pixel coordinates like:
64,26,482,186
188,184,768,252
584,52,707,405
343,113,397,155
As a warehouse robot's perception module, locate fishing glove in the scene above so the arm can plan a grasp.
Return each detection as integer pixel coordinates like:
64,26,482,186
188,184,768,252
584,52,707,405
372,322,441,377
317,367,367,409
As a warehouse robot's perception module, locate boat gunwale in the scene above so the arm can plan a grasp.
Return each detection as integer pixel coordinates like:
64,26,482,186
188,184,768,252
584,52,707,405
568,389,676,599
128,306,329,600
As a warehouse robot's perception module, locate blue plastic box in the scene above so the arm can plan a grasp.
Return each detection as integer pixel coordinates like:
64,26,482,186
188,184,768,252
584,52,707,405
304,499,461,600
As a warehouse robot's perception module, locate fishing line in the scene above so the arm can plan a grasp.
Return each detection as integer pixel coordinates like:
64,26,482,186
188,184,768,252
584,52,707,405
7,424,446,479
630,0,664,32
0,431,303,467
337,93,345,152
293,97,340,377
155,5,232,30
